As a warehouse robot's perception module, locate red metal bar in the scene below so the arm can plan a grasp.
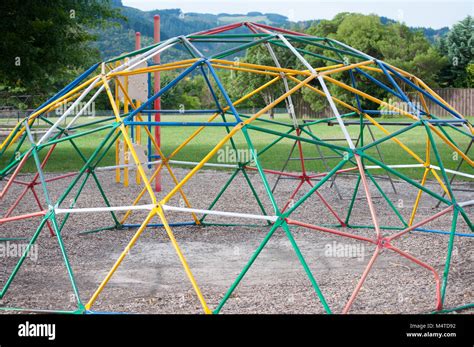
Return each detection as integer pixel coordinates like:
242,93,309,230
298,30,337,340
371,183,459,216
30,186,54,236
4,185,29,218
192,22,244,36
286,218,376,244
244,165,304,178
0,149,31,199
355,155,381,238
0,210,46,224
388,206,454,241
44,171,78,183
281,179,305,212
2,178,29,186
252,22,309,36
386,244,442,310
342,247,381,313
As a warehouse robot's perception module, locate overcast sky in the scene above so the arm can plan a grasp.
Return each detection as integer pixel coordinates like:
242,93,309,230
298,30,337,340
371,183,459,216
122,0,473,28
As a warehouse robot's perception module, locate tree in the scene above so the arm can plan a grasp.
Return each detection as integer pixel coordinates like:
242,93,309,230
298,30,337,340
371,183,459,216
302,14,447,113
0,0,122,102
438,16,473,87
222,44,299,118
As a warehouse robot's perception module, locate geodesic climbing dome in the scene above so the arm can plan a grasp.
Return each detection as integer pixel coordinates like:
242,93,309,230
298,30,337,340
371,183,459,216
0,22,473,314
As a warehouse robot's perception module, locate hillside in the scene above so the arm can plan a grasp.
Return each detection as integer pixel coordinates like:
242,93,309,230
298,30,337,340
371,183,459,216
93,0,449,60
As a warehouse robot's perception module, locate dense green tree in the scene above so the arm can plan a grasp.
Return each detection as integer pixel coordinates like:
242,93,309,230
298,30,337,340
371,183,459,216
438,16,473,87
301,13,448,113
0,0,122,101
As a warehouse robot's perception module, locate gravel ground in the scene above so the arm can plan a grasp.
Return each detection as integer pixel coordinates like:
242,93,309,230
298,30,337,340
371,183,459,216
0,167,472,314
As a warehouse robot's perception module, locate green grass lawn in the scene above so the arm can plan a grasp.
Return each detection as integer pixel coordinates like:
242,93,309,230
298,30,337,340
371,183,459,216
1,114,472,181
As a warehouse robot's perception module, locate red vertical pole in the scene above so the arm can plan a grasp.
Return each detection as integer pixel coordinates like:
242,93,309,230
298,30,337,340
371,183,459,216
135,31,141,50
153,15,162,192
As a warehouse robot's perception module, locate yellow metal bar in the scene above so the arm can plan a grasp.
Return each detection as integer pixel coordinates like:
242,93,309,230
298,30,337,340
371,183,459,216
427,125,473,166
430,168,451,198
120,162,164,225
136,100,142,186
363,113,425,165
115,80,199,223
102,76,157,203
160,74,313,204
155,206,211,314
323,75,419,121
211,63,280,77
408,168,429,226
286,75,359,113
115,63,121,184
109,59,198,77
244,74,317,124
85,210,155,310
319,60,373,76
123,68,130,187
210,58,311,76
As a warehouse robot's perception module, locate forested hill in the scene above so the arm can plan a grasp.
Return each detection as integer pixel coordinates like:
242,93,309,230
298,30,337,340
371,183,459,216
93,0,449,60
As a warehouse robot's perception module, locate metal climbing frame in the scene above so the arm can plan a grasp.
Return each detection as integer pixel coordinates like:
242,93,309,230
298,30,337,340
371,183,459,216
0,22,473,315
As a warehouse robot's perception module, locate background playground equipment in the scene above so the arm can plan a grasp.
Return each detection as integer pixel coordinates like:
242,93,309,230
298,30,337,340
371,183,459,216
0,21,473,314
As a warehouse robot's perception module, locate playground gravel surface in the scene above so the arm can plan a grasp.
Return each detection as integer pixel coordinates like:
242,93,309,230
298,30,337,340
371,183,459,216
1,168,473,314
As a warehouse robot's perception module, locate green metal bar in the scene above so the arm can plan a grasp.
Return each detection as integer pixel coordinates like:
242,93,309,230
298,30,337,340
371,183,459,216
69,115,116,130
281,222,331,313
424,123,455,202
242,126,280,213
236,112,294,128
0,214,49,298
67,137,120,226
440,208,458,305
345,174,361,225
365,170,407,227
247,124,350,153
55,127,117,206
249,127,295,160
214,219,283,313
200,168,240,223
284,159,349,217
361,121,421,151
211,35,276,59
50,215,84,309
359,151,451,206
241,167,271,225
36,123,116,151
58,171,92,231
289,35,367,60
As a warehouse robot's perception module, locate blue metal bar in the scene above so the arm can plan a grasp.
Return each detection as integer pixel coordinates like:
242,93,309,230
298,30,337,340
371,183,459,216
349,69,362,112
146,65,153,168
29,63,100,118
140,109,219,114
354,67,403,100
125,59,205,121
200,65,225,113
377,61,421,116
122,222,196,228
124,121,238,127
413,227,474,238
204,60,242,123
382,63,464,120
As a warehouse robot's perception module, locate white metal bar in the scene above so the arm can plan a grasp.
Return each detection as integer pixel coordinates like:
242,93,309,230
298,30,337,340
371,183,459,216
55,204,155,214
459,200,474,207
161,204,278,222
317,76,355,149
37,77,101,145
